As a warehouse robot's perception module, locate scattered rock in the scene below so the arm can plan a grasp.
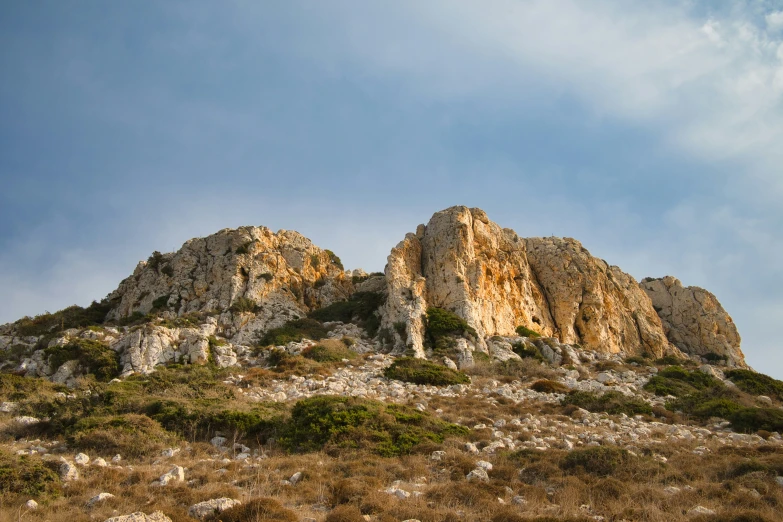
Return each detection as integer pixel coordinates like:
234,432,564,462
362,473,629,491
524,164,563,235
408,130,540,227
25,500,37,510
104,512,172,522
687,506,716,516
158,465,185,486
59,462,80,481
466,467,490,483
188,498,242,521
86,493,115,507
74,452,90,466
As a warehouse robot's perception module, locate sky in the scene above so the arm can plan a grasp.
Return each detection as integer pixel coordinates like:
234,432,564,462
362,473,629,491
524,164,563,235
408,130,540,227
2,1,783,376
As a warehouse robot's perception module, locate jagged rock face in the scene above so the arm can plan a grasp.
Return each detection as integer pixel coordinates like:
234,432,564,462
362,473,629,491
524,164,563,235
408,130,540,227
525,237,671,357
382,206,672,358
640,276,745,366
107,226,353,330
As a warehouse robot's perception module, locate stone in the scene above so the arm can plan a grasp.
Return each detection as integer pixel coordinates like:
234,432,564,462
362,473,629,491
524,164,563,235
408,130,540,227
158,465,185,486
13,416,40,425
25,499,37,510
188,498,242,520
476,460,493,471
0,401,17,412
60,462,80,481
466,467,490,482
289,471,303,485
641,276,745,366
103,512,172,522
687,506,716,516
160,448,180,458
112,454,122,463
210,436,228,448
74,452,90,465
93,457,108,467
86,493,115,507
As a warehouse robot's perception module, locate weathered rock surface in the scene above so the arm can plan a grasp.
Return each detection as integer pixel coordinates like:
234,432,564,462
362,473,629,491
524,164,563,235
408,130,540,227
104,512,172,522
106,226,354,336
381,206,673,358
188,498,241,520
525,236,671,357
641,276,745,366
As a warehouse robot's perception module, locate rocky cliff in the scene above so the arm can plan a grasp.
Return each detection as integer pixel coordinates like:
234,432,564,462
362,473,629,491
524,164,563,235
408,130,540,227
641,276,745,366
107,225,353,339
0,205,748,382
381,206,674,360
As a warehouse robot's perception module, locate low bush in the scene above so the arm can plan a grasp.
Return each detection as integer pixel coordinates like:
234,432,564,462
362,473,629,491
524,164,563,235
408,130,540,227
560,446,632,477
644,366,720,397
325,249,344,270
309,291,383,337
281,396,468,456
703,352,728,363
259,318,330,346
729,408,783,433
724,369,783,402
213,497,298,522
67,414,178,459
511,342,545,361
0,451,61,497
383,357,470,386
666,386,746,419
515,325,541,338
43,338,120,381
302,339,357,362
229,296,259,314
656,355,686,366
426,308,476,340
14,300,112,337
562,390,652,416
625,355,648,365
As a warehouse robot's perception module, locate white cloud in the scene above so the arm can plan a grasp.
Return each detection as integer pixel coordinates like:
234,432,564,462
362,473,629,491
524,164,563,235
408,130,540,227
767,11,783,31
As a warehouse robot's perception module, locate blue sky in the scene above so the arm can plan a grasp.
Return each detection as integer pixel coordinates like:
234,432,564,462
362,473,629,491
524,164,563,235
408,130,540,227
2,1,783,376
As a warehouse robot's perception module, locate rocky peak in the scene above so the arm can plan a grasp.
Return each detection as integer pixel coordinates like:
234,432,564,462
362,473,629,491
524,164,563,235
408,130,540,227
381,206,674,359
107,225,353,322
640,276,745,367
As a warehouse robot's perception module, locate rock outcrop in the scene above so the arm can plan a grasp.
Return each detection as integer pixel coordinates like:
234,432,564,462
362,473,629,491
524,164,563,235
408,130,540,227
107,226,353,331
640,276,745,366
525,236,671,357
381,206,674,359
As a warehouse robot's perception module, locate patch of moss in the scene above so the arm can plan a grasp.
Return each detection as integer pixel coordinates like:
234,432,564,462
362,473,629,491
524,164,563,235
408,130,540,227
515,325,541,338
383,357,470,386
302,342,357,363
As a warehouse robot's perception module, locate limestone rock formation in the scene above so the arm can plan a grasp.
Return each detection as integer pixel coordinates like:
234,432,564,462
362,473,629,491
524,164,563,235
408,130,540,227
640,276,745,366
381,206,674,359
106,226,353,333
525,236,671,357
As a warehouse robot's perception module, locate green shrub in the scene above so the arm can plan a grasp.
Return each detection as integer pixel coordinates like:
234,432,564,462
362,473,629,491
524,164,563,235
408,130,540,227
426,308,476,340
625,356,648,365
724,369,783,402
0,451,61,497
230,296,259,314
383,357,470,386
309,292,384,337
561,446,631,477
666,386,744,419
643,366,719,397
259,318,330,346
14,300,112,337
67,414,178,459
147,250,164,271
161,264,174,277
729,408,783,433
281,396,468,456
512,342,544,361
703,352,728,363
531,379,569,394
302,341,357,363
325,249,344,270
515,325,541,338
655,355,691,366
151,294,170,312
117,311,149,326
562,391,652,416
44,339,120,381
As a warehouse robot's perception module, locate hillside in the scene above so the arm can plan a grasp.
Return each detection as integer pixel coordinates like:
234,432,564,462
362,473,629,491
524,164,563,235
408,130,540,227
1,206,781,522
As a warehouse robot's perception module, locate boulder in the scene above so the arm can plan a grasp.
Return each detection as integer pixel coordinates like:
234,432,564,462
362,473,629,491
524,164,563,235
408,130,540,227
104,512,172,522
188,498,241,520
